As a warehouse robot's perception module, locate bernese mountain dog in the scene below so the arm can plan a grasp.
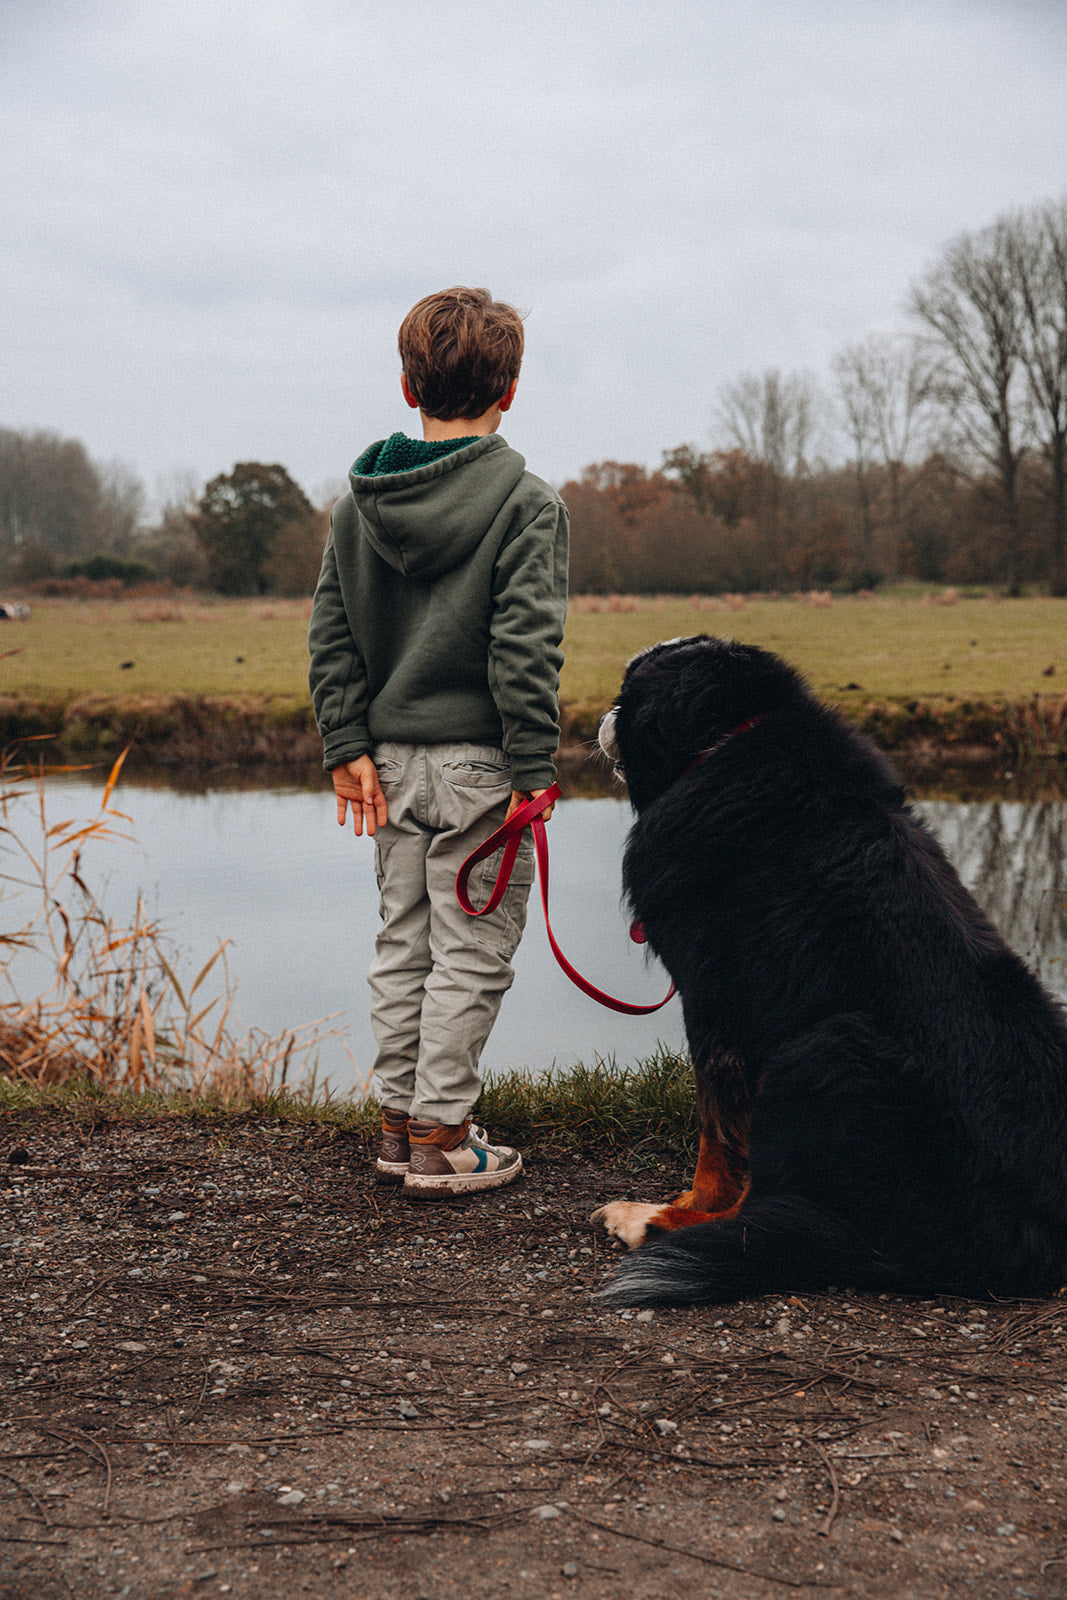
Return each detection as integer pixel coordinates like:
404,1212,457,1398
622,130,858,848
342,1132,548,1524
593,635,1067,1306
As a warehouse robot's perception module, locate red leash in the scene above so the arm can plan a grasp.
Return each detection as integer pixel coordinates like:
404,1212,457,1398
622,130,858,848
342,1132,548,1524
455,782,676,1015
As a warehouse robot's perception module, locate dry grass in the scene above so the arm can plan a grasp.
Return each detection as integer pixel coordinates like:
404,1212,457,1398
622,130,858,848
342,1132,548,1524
3,591,1065,713
558,591,1067,722
0,750,336,1099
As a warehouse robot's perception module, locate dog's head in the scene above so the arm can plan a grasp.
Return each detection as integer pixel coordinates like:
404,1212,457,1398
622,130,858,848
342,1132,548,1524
599,634,806,811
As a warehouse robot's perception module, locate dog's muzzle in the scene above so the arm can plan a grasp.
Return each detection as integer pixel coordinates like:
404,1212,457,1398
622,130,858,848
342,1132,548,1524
598,708,621,767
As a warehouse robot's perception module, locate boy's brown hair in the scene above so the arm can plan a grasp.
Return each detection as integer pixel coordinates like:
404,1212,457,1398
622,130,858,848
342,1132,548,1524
398,286,524,421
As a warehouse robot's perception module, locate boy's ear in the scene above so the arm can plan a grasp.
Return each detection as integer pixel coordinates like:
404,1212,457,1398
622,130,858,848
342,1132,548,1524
400,374,420,410
498,380,518,414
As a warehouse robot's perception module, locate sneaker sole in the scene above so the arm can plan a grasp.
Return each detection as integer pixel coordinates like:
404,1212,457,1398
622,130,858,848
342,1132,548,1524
375,1158,409,1181
403,1157,523,1196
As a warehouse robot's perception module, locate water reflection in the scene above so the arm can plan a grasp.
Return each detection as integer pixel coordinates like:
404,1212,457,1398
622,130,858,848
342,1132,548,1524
5,783,1064,1095
915,801,1067,1001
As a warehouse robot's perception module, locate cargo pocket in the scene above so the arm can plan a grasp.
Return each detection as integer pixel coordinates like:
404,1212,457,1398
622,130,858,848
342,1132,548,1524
469,831,535,958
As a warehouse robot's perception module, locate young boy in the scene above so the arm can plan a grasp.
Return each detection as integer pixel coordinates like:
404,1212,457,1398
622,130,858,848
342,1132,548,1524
308,286,569,1195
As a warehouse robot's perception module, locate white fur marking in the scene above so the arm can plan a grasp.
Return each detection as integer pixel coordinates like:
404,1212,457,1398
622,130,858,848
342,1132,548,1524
597,709,619,761
592,1200,662,1250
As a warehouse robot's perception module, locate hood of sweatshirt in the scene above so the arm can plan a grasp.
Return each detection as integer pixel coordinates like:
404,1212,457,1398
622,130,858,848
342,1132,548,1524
346,433,528,581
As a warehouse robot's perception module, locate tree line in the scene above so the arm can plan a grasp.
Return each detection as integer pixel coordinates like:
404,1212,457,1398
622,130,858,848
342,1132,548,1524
2,197,1065,598
567,197,1067,597
0,434,329,596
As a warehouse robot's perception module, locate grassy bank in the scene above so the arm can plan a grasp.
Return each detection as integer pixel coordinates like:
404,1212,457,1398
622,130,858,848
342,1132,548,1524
1,592,1065,779
0,1050,697,1157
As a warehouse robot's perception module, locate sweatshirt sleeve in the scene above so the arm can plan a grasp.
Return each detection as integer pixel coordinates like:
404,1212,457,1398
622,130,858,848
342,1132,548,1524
307,529,373,771
487,494,570,791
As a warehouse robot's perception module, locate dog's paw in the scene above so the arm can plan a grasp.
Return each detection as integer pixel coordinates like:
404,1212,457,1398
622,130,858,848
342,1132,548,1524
591,1201,663,1250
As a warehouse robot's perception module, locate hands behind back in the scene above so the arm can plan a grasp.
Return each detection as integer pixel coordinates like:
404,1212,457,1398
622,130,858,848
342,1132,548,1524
332,755,389,836
332,760,552,838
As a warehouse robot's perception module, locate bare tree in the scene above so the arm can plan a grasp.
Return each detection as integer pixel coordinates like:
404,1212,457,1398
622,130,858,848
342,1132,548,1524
0,428,103,572
832,348,878,574
715,370,820,585
139,472,208,587
911,220,1031,594
96,459,147,555
832,333,940,579
1010,199,1067,596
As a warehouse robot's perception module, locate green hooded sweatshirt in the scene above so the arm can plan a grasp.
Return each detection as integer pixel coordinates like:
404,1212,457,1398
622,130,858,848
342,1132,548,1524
307,433,569,791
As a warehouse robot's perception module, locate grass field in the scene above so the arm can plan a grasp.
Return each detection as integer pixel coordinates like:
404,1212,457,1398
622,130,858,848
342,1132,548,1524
1,590,1065,714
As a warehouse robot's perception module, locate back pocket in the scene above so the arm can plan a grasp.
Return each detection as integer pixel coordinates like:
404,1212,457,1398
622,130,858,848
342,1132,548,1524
443,758,510,789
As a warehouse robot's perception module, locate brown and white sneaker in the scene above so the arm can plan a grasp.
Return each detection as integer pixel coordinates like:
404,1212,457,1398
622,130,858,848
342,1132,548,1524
375,1107,410,1180
403,1117,523,1195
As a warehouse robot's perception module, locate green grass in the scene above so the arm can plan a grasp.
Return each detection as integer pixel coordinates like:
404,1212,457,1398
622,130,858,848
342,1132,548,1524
0,597,313,701
2,592,1065,716
560,594,1067,722
0,1047,697,1157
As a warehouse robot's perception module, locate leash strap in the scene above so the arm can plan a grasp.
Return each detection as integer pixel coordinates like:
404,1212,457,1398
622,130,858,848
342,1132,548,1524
455,782,676,1016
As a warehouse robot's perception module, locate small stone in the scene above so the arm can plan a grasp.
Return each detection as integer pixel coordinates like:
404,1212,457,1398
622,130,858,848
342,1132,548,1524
996,1523,1016,1537
561,1561,579,1577
523,1439,551,1451
534,1504,561,1520
118,1341,146,1353
277,1489,306,1506
889,1528,904,1543
398,1399,418,1420
511,1362,529,1374
635,1309,654,1322
772,1507,787,1522
126,1268,145,1278
167,1212,188,1223
654,1418,678,1436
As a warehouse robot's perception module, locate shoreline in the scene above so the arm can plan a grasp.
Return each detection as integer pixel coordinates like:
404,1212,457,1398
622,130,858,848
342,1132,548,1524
1,690,1065,798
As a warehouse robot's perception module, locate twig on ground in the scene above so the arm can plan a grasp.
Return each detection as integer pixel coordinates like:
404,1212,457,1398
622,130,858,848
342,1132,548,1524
810,1440,842,1536
0,1466,53,1526
573,1512,837,1589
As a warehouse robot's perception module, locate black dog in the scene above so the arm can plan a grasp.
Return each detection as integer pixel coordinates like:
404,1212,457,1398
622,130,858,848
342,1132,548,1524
593,635,1067,1306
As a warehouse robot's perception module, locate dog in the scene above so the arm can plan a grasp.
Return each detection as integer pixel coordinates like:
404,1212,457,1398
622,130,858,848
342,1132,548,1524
593,635,1067,1306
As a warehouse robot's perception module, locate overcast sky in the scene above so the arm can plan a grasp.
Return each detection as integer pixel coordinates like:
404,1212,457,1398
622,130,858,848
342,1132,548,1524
3,0,1066,506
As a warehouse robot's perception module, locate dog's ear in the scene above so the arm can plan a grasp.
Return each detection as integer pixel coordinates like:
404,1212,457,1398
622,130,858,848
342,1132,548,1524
614,647,702,808
676,636,809,733
612,636,810,810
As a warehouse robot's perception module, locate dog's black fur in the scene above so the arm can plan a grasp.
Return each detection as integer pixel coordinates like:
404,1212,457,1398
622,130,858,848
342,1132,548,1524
597,635,1067,1306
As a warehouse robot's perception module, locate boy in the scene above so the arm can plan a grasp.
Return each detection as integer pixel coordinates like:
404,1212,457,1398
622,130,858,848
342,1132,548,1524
308,286,569,1195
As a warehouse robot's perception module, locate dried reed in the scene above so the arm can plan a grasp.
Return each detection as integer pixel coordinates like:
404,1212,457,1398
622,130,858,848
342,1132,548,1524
0,750,334,1099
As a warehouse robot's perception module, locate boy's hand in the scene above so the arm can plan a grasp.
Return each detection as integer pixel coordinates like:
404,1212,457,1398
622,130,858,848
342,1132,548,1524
332,755,388,836
506,788,554,823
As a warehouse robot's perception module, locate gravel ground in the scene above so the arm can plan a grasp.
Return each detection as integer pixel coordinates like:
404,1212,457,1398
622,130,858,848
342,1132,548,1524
1,1116,1065,1600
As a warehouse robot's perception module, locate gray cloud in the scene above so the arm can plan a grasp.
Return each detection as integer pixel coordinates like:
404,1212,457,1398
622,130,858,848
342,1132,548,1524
3,0,1066,498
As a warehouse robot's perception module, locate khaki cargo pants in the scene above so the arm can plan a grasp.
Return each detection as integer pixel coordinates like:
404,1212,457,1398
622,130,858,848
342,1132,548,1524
367,741,535,1124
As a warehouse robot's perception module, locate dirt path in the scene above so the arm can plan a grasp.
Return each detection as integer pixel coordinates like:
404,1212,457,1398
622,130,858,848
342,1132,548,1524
1,1118,1065,1599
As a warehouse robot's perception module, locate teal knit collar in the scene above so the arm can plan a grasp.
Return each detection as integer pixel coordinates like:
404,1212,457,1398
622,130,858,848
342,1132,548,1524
353,431,480,478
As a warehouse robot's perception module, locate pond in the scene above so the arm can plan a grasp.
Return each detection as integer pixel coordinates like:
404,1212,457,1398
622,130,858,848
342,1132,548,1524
5,778,1066,1097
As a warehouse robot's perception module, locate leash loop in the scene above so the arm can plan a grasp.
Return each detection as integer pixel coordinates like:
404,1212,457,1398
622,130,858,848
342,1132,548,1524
456,782,676,1016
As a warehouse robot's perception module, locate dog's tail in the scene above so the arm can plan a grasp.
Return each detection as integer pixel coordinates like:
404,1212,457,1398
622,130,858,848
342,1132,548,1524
595,1196,907,1307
